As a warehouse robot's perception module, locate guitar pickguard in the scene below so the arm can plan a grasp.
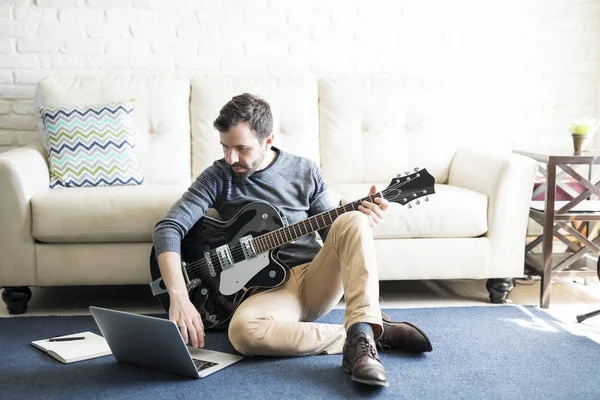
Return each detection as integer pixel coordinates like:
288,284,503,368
219,253,270,295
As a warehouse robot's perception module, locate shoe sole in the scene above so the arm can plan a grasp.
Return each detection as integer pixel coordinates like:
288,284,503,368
342,362,389,388
381,313,433,352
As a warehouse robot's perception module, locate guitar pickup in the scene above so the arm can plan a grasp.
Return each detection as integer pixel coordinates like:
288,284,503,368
215,244,234,270
240,235,257,259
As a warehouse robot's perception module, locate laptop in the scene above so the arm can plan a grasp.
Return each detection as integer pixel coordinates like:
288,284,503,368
89,306,243,378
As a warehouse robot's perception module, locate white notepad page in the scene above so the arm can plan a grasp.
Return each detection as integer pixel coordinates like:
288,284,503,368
31,331,112,364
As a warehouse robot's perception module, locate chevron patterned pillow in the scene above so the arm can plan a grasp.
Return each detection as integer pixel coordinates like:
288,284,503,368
40,100,145,189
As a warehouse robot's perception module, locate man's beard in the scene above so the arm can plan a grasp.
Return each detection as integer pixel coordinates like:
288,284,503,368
230,150,266,178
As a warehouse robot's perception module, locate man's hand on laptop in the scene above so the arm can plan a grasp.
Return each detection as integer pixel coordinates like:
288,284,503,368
169,296,205,348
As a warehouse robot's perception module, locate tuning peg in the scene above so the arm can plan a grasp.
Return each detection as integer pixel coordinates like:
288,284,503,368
407,204,412,209
396,174,402,178
404,171,410,175
416,200,420,205
425,196,429,202
414,167,419,172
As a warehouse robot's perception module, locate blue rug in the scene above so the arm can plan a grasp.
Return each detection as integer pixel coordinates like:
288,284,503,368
1,306,599,399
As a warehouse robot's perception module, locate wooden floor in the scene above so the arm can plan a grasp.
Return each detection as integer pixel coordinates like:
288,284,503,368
3,277,600,344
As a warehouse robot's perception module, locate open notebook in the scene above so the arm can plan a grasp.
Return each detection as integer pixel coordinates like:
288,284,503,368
31,331,112,364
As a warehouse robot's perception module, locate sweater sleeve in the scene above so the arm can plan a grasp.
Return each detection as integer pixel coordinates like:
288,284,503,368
152,164,224,256
308,163,336,242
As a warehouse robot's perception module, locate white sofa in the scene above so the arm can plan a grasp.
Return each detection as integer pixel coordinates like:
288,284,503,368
0,75,538,314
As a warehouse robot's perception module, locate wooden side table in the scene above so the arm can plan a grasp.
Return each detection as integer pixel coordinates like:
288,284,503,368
514,149,600,308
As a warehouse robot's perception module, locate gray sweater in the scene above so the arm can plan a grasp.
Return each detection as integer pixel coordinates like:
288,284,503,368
152,147,335,267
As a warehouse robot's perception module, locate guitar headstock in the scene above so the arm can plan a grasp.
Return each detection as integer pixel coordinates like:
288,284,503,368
383,168,435,208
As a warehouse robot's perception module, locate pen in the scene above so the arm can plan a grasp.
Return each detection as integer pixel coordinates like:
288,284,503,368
48,336,86,342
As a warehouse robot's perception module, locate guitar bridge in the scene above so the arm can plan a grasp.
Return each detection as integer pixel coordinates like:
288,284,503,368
181,261,189,283
186,278,202,291
204,251,217,277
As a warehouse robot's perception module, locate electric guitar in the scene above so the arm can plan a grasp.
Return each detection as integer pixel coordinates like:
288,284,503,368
149,168,435,329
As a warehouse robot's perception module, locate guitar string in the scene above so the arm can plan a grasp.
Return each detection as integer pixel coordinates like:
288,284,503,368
183,203,367,277
232,176,424,257
186,181,418,273
183,176,423,277
182,175,425,277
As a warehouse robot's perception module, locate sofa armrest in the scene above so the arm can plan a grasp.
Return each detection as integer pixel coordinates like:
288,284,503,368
0,144,50,286
448,147,538,277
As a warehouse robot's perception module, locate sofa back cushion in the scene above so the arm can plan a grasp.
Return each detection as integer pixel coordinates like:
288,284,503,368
318,77,462,184
190,76,319,176
35,75,191,186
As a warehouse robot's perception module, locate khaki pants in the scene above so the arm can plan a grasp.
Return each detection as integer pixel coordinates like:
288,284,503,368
228,211,382,356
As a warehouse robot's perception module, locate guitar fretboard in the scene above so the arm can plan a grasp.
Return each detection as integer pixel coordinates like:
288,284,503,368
251,194,378,254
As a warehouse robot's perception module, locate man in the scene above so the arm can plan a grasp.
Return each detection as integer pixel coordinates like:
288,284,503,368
152,93,432,388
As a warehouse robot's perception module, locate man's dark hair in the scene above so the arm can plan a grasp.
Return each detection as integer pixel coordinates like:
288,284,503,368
213,93,273,141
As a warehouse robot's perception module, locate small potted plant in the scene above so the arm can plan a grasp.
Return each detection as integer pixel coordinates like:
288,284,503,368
570,116,600,152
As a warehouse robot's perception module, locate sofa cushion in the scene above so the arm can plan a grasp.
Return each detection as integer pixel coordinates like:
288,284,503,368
31,185,187,243
328,183,488,238
35,75,191,186
318,77,463,185
190,75,320,177
40,100,145,189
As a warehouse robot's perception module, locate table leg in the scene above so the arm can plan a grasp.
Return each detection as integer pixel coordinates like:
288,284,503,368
541,162,556,309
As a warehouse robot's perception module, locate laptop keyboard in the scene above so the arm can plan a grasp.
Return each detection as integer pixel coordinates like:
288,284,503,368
193,358,218,372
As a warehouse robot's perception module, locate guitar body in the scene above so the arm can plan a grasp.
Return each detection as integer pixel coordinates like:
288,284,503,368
149,169,436,330
149,201,289,330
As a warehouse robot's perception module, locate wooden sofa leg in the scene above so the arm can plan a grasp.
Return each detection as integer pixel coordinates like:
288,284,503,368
486,278,514,304
1,287,32,314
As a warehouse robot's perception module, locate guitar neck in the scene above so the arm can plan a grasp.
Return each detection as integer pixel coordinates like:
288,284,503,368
252,194,378,253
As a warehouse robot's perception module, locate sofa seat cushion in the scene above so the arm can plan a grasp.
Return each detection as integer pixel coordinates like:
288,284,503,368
32,185,187,243
328,183,488,238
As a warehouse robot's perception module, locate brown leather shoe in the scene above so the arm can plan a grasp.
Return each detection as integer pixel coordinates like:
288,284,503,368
378,311,433,353
342,333,388,387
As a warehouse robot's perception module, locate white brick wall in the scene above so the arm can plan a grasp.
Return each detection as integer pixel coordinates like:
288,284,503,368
0,0,599,153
